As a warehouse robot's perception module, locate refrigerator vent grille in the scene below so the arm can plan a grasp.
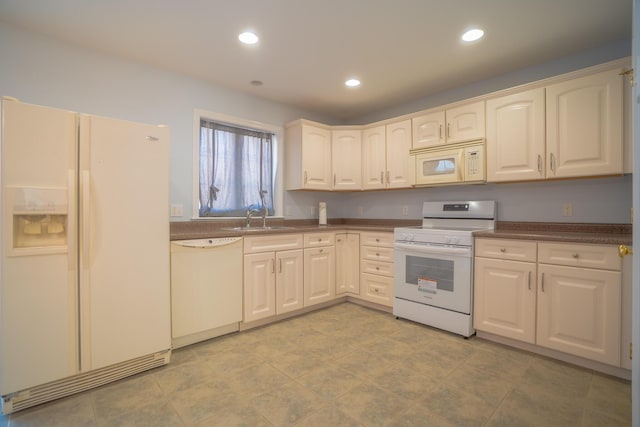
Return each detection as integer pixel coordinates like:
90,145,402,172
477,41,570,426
2,350,170,414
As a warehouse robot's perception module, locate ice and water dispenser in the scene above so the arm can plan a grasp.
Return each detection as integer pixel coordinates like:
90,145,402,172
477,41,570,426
9,187,68,253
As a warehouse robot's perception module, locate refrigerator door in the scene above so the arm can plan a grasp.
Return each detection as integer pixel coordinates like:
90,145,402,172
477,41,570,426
0,99,78,394
78,115,170,372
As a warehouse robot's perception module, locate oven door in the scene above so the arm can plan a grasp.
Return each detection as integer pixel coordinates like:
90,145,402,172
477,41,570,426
394,242,472,314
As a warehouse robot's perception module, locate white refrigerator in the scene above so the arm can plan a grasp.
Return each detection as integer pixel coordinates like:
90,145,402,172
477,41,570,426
0,98,171,413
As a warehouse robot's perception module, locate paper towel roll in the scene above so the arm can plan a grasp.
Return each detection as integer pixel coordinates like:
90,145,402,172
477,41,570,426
319,202,327,225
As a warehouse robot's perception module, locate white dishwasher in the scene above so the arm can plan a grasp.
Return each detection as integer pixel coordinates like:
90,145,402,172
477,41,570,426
170,237,243,348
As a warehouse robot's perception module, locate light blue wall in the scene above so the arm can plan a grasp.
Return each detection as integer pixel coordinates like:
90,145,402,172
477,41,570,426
0,22,336,221
0,21,632,224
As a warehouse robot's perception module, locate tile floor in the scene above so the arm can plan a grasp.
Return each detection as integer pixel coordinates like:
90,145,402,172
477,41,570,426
2,302,632,426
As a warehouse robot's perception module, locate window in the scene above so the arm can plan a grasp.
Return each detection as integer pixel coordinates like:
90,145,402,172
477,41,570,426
194,110,282,218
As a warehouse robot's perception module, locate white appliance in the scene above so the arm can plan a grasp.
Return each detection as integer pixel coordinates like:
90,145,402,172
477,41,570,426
393,200,496,337
412,142,485,186
170,237,243,349
0,98,171,413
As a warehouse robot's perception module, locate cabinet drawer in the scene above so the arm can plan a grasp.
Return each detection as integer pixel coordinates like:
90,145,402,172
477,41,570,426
361,259,394,277
361,246,394,263
360,273,393,306
360,232,394,248
304,232,335,248
475,238,537,262
244,234,303,254
538,242,621,271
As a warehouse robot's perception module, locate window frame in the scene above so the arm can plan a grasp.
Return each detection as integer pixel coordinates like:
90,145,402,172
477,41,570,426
192,109,284,219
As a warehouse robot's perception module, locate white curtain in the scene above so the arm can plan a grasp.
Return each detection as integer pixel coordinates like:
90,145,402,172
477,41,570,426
199,120,274,217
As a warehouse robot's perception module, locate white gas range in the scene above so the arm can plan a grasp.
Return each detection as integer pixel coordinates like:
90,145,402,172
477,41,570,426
393,201,496,337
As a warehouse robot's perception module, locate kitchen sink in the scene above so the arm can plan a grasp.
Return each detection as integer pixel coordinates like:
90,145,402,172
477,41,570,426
222,226,293,232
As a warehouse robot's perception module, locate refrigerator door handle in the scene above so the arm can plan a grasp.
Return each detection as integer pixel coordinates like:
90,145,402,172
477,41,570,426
81,170,91,268
67,170,76,267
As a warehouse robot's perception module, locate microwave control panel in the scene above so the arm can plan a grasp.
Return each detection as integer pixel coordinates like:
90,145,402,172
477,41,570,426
464,146,485,181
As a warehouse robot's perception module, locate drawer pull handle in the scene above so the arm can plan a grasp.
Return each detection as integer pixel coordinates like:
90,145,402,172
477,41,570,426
375,267,380,270
572,253,579,259
619,244,633,258
528,271,531,290
500,248,506,253
541,272,545,292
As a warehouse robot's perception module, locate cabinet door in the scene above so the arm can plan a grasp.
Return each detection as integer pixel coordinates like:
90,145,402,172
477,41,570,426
301,125,332,190
332,129,362,190
446,101,485,144
243,252,276,322
275,249,303,314
412,111,445,149
304,246,335,306
385,120,414,188
474,257,536,343
361,125,387,189
336,234,360,295
546,69,623,178
537,264,621,366
486,88,546,182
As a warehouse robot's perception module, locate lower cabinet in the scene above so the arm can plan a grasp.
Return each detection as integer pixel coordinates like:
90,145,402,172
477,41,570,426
359,232,394,306
474,238,624,367
336,233,360,295
303,232,336,306
243,234,304,323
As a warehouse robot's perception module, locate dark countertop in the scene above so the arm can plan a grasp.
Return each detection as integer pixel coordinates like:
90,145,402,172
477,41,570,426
169,218,420,241
171,219,632,246
474,222,632,246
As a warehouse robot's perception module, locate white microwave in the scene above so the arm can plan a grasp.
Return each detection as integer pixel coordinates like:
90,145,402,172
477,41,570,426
413,142,485,186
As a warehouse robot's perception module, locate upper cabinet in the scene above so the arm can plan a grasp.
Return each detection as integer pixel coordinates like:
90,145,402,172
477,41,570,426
486,68,624,182
412,101,485,149
486,88,546,182
362,119,413,190
331,129,362,191
285,120,332,190
546,69,623,178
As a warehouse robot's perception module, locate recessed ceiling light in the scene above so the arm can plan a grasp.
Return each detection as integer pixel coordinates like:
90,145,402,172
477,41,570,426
238,31,259,45
461,28,484,42
345,79,361,88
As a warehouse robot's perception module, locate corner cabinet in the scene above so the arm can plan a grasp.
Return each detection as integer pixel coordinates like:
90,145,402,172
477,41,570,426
362,120,413,190
486,68,624,182
336,232,360,295
331,129,362,190
285,120,332,190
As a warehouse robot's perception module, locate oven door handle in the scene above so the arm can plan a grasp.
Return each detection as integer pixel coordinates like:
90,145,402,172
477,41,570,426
394,242,471,256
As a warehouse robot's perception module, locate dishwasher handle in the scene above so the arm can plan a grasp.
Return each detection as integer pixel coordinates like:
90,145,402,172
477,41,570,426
173,237,242,249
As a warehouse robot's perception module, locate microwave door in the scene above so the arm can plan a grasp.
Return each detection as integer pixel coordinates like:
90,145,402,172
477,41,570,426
416,149,463,185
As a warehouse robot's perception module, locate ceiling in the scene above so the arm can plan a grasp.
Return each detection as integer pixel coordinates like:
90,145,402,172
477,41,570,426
0,0,632,121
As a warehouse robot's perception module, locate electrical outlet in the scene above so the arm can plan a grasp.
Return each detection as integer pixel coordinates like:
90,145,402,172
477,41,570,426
562,203,573,217
170,204,183,217
402,206,409,216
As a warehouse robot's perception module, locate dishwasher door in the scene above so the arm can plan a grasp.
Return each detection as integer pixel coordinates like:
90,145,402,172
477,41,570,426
170,237,243,348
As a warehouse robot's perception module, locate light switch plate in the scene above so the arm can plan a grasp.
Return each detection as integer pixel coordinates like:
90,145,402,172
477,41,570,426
170,204,183,217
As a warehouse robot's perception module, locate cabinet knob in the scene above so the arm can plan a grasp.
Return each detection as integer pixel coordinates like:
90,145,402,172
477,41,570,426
619,244,633,258
376,238,380,242
375,267,380,270
572,253,579,259
500,248,506,253
374,288,379,293
376,253,380,257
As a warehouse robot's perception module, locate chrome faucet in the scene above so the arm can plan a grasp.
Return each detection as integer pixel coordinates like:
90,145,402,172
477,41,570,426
259,190,268,228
